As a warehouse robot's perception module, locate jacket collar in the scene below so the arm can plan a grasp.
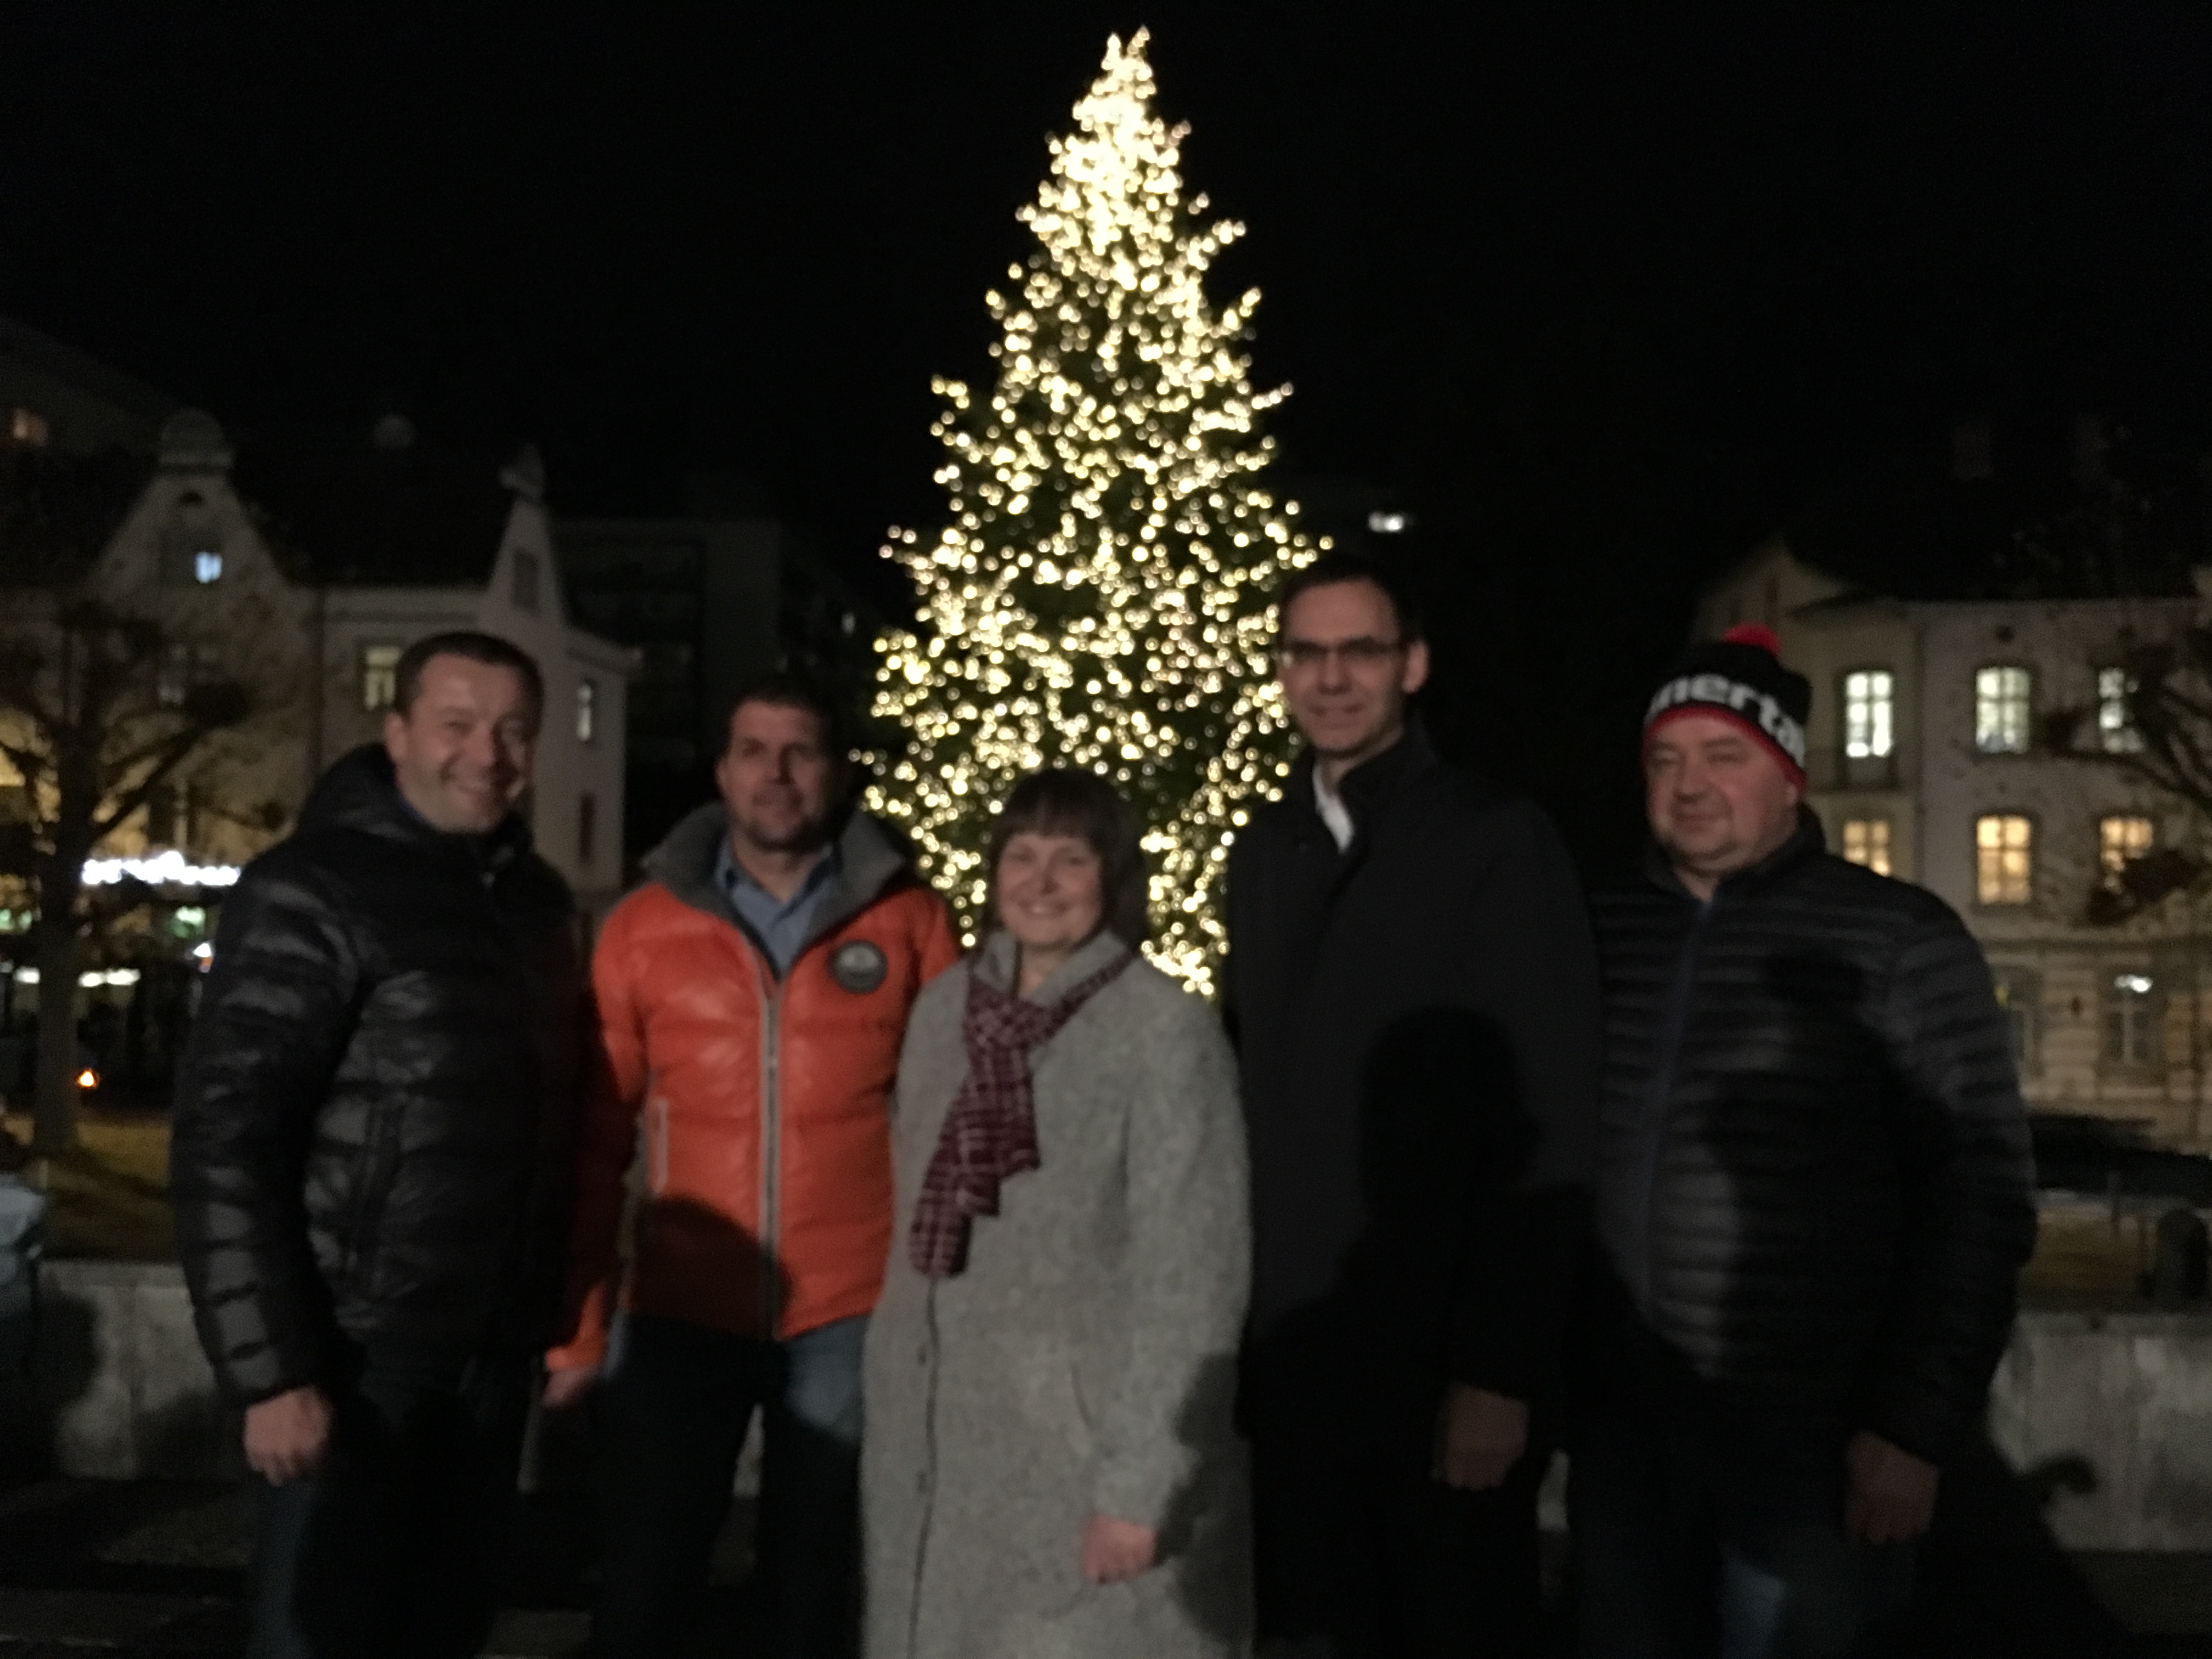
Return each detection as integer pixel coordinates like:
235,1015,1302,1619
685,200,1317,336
1643,806,1826,902
972,926,1132,1003
297,743,532,874
1288,717,1439,844
646,800,917,953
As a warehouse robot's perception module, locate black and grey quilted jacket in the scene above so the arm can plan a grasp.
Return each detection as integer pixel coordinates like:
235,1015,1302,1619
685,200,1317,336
1586,815,2037,1464
172,744,589,1404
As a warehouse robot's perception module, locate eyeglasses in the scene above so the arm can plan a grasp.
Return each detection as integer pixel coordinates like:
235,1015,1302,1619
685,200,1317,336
1273,636,1406,672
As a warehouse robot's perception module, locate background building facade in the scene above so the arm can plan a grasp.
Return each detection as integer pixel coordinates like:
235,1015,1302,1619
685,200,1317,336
560,484,877,859
1701,541,2211,1148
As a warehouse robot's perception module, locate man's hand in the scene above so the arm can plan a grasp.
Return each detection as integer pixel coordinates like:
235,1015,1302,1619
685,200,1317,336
542,1364,599,1410
1844,1431,1939,1545
1432,1383,1528,1491
243,1385,332,1486
1081,1514,1158,1584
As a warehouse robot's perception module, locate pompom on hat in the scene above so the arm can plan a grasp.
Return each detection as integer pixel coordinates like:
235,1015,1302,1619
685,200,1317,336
1643,623,1812,785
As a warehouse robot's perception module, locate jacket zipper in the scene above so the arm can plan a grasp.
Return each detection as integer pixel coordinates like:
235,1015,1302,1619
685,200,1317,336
755,950,783,1336
1630,897,1714,1316
647,1094,669,1193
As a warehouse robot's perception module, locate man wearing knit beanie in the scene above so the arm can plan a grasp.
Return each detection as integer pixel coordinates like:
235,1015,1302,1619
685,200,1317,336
1572,624,2036,1657
1640,623,1810,883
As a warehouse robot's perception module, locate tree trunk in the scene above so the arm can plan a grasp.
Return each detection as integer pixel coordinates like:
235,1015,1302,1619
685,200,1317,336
32,762,95,1156
31,902,80,1155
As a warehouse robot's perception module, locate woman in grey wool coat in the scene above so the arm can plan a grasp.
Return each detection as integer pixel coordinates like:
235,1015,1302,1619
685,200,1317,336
861,769,1252,1659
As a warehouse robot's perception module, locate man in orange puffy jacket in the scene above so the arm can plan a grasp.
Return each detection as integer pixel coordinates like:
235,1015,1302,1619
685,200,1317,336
545,672,960,1657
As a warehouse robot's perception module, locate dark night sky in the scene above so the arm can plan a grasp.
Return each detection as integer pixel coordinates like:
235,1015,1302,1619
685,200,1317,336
4,5,2209,849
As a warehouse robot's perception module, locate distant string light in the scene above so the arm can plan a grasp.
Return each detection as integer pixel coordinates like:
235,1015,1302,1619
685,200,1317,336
10,967,142,988
865,29,1321,996
80,850,239,888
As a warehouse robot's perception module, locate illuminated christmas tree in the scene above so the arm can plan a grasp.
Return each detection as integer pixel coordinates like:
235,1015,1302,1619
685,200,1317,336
867,29,1319,995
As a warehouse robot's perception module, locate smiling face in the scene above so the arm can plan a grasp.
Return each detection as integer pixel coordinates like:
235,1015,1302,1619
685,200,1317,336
995,830,1105,959
382,653,539,833
1277,578,1431,769
715,698,839,856
1643,711,1804,894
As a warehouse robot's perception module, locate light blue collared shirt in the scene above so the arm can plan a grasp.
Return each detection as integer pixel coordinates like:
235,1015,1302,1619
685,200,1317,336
715,837,839,978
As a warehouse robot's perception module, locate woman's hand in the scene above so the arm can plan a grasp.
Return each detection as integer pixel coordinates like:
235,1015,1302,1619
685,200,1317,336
1081,1514,1158,1584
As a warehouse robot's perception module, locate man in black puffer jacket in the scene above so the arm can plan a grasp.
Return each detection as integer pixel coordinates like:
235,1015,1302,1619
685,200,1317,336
173,632,591,1659
1575,625,2036,1659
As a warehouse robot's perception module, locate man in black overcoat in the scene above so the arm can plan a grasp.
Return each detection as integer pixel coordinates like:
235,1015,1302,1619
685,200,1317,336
1228,551,1602,1656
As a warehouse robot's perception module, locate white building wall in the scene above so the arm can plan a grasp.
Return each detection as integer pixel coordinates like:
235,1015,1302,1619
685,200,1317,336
316,590,482,770
1696,544,2212,1149
81,439,315,870
313,492,634,913
63,424,639,910
1914,598,2212,1145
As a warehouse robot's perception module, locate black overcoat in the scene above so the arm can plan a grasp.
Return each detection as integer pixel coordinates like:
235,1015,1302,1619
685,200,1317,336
1227,723,1602,1407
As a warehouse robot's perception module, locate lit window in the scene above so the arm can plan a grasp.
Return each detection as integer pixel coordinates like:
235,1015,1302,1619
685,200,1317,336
2099,815,2154,891
8,408,48,447
155,642,215,708
577,679,597,743
2098,667,2143,754
156,642,191,708
577,792,597,866
512,551,539,612
2107,972,2160,1066
1976,814,2034,905
146,781,193,849
1976,667,2033,754
1842,817,1892,875
1991,967,2041,1073
360,644,402,711
158,518,219,586
1843,670,1894,759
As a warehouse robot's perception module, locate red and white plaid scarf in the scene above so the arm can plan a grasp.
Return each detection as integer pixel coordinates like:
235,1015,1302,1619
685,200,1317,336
909,951,1132,1278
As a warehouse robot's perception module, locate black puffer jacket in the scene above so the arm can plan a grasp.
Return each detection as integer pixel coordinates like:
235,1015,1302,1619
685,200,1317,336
172,745,590,1406
1586,815,2036,1464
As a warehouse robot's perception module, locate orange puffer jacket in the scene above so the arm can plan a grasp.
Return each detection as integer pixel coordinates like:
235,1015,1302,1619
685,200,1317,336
549,806,960,1367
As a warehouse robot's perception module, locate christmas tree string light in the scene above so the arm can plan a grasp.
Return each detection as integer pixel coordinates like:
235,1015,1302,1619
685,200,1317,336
866,29,1321,996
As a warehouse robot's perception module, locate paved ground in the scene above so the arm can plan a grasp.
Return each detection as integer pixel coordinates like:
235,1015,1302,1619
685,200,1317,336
0,1478,613,1657
0,1474,2202,1656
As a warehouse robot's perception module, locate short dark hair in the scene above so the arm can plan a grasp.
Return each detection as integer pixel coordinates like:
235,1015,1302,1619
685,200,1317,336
392,631,544,724
984,769,1150,949
1273,550,1425,644
723,670,850,761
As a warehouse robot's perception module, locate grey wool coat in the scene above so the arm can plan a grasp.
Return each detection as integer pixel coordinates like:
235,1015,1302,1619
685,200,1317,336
862,929,1253,1659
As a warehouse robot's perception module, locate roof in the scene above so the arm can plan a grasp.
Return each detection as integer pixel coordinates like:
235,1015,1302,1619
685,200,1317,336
1783,426,2209,605
0,446,157,585
0,313,177,448
233,425,531,588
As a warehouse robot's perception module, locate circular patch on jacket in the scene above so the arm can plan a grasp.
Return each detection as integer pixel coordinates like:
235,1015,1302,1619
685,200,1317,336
829,939,888,994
